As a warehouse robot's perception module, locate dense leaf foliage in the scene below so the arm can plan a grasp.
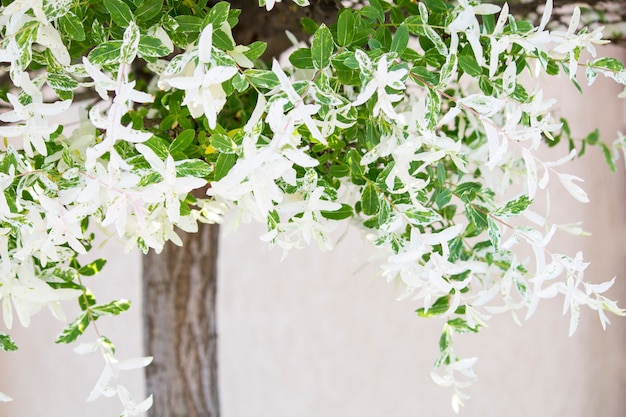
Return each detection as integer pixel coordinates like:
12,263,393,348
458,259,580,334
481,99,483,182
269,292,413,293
0,0,625,413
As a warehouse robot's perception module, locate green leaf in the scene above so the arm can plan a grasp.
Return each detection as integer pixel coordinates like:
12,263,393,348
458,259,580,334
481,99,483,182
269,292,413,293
455,182,482,198
289,48,314,69
360,5,384,22
91,299,131,317
416,296,450,317
210,133,237,154
243,41,267,61
390,23,409,56
213,29,235,51
311,24,333,70
135,0,162,22
121,21,140,63
337,9,355,47
214,153,237,180
300,17,319,34
361,183,379,215
78,290,97,311
138,36,171,59
466,204,489,230
88,41,123,66
170,129,195,155
435,188,452,209
493,195,532,217
56,312,91,344
244,69,279,90
487,217,501,248
103,0,133,28
447,318,479,333
0,333,18,352
47,73,78,91
142,135,170,159
585,128,600,145
78,259,107,276
204,1,230,28
590,57,625,72
176,160,213,178
321,203,354,220
600,142,617,173
58,11,85,41
459,52,482,77
174,15,203,33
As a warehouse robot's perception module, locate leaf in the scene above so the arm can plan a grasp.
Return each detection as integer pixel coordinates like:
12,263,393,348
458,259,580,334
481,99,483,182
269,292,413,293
142,135,170,159
213,29,235,51
176,160,213,178
56,312,91,344
91,299,131,317
243,41,267,61
103,0,133,28
585,128,600,145
435,189,452,209
174,15,203,33
0,333,18,352
466,204,489,230
447,318,479,333
138,36,171,59
591,57,625,73
204,1,230,28
78,290,97,311
321,203,354,220
493,195,532,217
170,129,195,154
244,69,279,90
135,0,162,22
58,11,85,41
47,73,78,91
210,133,237,154
390,23,409,56
289,48,314,69
487,217,501,248
337,9,355,46
214,153,237,180
600,142,617,173
361,183,379,215
311,24,333,70
404,207,442,225
88,41,123,66
121,21,140,63
416,296,450,317
459,52,482,77
78,259,107,276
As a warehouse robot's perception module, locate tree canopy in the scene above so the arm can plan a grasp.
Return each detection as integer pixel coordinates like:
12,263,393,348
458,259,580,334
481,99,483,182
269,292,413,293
0,0,625,414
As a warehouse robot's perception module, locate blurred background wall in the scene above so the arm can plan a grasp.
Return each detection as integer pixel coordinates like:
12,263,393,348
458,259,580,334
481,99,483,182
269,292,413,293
0,46,624,417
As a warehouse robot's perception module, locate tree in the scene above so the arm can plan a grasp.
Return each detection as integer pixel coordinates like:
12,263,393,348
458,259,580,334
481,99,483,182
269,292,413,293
0,0,625,416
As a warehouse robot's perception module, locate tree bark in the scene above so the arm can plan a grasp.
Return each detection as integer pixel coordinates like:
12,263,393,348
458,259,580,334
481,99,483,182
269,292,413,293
142,223,220,417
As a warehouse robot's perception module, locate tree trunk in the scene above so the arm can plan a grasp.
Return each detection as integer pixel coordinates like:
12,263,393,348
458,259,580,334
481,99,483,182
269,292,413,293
142,223,220,417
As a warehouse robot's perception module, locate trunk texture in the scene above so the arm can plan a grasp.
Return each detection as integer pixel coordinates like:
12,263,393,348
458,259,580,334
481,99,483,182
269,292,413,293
142,223,220,417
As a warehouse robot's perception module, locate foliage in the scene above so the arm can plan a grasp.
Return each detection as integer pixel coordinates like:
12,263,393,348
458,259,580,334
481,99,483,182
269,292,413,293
0,0,625,413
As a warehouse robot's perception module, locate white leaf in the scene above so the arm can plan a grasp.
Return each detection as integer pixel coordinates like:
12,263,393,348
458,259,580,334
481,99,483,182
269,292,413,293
522,149,538,199
116,356,154,370
473,4,500,15
198,24,213,64
538,0,552,33
558,173,589,203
